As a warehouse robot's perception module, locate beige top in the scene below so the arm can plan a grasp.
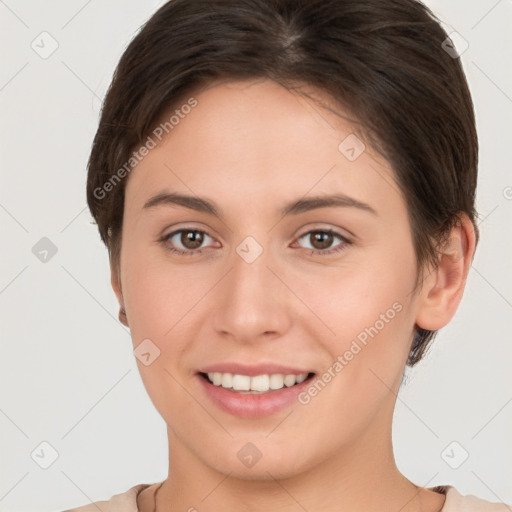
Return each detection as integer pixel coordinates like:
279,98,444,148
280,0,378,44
62,484,509,512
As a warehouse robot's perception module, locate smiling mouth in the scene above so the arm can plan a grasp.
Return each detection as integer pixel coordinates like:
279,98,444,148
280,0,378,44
199,371,316,394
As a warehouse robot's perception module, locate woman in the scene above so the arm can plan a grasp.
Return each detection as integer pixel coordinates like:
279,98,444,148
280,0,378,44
66,0,508,510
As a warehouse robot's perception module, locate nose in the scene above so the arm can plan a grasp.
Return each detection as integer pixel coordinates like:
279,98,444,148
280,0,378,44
212,241,293,344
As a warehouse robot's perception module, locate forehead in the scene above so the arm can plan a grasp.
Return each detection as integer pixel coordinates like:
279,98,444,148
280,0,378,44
124,79,403,220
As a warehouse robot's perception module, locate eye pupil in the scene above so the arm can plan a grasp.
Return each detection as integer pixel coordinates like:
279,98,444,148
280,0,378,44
182,230,203,249
312,231,333,250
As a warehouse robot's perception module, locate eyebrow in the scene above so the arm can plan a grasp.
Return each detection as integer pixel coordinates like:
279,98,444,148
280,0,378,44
142,191,378,218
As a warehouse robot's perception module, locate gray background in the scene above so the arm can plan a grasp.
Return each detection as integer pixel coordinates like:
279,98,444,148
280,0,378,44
1,1,511,510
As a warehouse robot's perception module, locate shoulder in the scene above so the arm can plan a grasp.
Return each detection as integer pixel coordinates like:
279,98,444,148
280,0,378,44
61,483,151,512
441,486,510,511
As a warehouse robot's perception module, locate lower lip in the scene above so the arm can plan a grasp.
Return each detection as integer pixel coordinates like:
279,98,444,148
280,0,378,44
197,374,314,418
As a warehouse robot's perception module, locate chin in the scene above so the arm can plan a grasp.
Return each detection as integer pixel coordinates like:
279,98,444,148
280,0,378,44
198,438,315,481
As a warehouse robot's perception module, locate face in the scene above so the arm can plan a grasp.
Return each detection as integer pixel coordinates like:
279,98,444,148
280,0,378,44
114,79,425,479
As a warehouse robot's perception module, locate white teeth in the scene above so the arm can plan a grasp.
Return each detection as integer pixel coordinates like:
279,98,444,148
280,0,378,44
295,373,307,384
221,373,233,388
251,374,270,391
205,372,309,392
283,374,297,387
269,374,284,389
232,374,251,391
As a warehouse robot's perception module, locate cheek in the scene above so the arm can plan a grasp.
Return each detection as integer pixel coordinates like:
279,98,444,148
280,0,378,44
293,272,415,447
299,248,414,336
120,243,216,414
121,245,196,339
120,248,197,418
297,245,417,386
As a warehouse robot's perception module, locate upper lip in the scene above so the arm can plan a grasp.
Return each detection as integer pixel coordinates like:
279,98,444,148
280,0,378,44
197,363,314,377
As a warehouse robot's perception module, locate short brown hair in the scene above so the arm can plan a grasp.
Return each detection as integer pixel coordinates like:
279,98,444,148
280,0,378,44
86,0,479,366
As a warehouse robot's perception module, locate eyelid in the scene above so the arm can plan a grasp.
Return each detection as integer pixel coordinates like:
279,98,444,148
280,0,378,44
160,221,218,240
294,223,353,242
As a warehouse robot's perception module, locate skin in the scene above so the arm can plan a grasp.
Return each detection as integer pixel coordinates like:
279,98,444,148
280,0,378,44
110,79,476,512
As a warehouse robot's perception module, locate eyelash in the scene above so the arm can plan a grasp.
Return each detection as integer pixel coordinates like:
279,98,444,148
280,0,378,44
159,228,351,257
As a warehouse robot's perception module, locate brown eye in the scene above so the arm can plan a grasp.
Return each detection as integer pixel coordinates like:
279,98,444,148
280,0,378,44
163,229,214,255
296,229,350,255
309,231,334,250
180,230,204,249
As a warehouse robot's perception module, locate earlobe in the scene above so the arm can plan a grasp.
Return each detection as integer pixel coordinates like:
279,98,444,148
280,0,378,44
118,306,129,327
415,214,477,331
110,259,129,327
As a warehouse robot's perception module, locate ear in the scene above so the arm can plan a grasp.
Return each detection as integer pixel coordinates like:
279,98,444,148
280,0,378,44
110,258,129,327
415,213,477,331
